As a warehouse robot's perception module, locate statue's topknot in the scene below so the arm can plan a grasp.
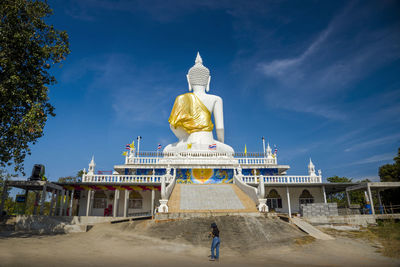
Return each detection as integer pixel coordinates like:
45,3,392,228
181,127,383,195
188,52,210,87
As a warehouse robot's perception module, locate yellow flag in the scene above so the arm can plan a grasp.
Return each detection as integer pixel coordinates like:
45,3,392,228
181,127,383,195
130,141,135,149
187,143,192,149
122,151,127,156
244,144,247,155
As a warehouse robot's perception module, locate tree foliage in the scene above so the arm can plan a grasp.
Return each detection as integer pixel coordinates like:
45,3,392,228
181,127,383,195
57,176,77,183
326,176,369,207
0,168,17,214
379,147,400,182
0,0,70,173
379,148,400,205
327,176,352,183
57,170,83,183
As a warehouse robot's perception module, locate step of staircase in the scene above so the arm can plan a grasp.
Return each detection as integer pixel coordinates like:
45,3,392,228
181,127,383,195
168,184,257,213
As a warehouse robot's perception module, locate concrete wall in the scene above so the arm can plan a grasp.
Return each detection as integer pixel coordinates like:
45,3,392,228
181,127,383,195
304,215,377,227
77,190,160,217
15,215,124,234
264,186,324,214
301,203,338,217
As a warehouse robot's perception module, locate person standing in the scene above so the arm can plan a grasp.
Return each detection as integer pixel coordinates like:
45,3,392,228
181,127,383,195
209,222,220,261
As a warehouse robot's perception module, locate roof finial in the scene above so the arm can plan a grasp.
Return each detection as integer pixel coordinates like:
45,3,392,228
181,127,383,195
195,52,203,64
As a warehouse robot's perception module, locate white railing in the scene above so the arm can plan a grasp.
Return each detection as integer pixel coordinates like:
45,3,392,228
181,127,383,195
125,156,276,166
137,151,234,158
241,175,322,184
233,175,259,204
127,156,237,166
128,157,160,164
237,158,276,165
164,174,176,200
82,174,164,184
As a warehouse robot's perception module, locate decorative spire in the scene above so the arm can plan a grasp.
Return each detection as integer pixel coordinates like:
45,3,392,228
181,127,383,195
90,156,95,165
195,52,203,64
266,142,273,158
88,156,96,175
308,158,316,177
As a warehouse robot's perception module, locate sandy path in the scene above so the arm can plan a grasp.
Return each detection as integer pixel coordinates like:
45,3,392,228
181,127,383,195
0,221,399,267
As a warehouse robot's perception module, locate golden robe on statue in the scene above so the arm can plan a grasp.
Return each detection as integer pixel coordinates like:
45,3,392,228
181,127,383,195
168,93,214,134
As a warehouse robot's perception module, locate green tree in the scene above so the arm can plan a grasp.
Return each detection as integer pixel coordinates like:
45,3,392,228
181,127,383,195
76,170,84,180
0,0,70,174
0,169,17,215
327,176,353,183
379,148,400,182
57,170,83,183
326,176,368,207
379,148,400,205
57,176,77,183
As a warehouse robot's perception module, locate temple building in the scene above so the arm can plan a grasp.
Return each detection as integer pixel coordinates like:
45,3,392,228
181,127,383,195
6,53,392,219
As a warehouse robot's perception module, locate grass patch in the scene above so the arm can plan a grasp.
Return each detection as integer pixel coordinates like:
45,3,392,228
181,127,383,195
320,220,400,258
369,220,400,258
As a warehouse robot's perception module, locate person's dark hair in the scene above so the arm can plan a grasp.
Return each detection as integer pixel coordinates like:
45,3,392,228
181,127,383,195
211,222,217,228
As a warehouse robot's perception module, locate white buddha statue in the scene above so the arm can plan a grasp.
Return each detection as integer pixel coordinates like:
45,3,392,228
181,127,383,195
163,53,234,154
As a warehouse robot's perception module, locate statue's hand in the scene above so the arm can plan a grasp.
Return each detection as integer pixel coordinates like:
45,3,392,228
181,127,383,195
216,128,224,143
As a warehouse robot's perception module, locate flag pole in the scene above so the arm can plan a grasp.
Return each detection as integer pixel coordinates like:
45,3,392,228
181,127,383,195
137,136,142,157
245,144,248,164
262,136,266,158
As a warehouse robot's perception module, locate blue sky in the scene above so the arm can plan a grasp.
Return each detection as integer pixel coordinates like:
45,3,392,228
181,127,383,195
18,0,400,182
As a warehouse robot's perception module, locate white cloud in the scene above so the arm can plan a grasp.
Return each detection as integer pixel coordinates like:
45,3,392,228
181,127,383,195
349,153,394,165
345,133,400,152
257,2,400,119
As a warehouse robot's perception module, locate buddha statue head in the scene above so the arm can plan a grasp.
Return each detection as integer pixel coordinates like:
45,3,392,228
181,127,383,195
187,52,211,92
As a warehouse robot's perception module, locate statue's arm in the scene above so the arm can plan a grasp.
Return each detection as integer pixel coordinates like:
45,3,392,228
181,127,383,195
213,96,225,143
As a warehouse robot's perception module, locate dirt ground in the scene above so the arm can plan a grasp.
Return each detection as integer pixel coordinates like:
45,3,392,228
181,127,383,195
0,216,399,267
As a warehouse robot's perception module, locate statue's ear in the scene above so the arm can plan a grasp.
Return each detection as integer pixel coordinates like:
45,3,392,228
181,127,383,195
186,75,192,91
206,76,211,92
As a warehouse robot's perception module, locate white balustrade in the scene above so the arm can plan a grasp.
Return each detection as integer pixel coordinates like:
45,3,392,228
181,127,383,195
237,158,276,165
241,175,322,184
125,153,277,166
127,156,237,166
128,157,160,164
82,174,164,184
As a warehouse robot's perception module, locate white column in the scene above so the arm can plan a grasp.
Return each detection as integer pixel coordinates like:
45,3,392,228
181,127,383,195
49,189,56,216
322,185,327,204
39,184,47,215
151,189,155,216
367,184,375,215
69,189,75,216
161,176,166,199
346,190,351,207
86,190,92,216
377,190,383,214
286,186,291,218
113,190,119,217
59,190,65,216
124,190,129,217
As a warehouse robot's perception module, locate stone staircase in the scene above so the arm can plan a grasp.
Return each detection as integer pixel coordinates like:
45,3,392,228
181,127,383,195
168,184,257,213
